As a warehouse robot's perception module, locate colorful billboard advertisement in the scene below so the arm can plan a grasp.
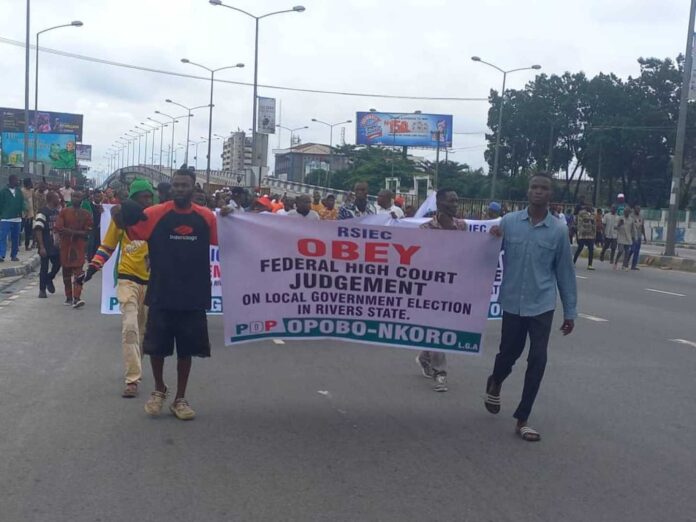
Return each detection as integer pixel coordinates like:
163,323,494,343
0,107,84,141
1,132,77,169
356,112,453,148
76,144,92,161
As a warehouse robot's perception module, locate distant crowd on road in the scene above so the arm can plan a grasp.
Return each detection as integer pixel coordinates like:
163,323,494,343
560,192,646,272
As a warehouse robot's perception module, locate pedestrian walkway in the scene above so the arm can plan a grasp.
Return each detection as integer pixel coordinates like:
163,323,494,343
0,245,40,282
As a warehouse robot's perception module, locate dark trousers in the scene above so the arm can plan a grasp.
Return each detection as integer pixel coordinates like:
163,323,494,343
600,238,617,263
22,218,34,248
573,239,594,266
615,244,631,268
39,254,61,292
630,239,642,269
491,310,554,422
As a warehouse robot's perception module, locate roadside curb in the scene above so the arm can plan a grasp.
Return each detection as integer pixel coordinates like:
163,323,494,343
0,254,41,279
640,254,696,272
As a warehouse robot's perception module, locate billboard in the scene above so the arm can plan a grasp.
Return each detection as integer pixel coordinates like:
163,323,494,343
356,111,453,148
256,97,276,134
76,143,92,161
0,107,84,141
1,132,77,169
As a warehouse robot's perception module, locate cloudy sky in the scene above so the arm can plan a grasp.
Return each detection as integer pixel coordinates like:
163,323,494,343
0,0,690,180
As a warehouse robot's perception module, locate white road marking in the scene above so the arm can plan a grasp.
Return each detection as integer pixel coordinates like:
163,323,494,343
576,275,588,280
8,295,19,300
272,339,285,345
317,390,331,398
19,290,27,294
579,313,608,322
645,288,686,297
669,339,696,348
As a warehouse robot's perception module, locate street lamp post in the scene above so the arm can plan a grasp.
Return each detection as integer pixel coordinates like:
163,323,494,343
664,0,696,257
311,118,351,186
471,56,541,199
180,58,244,190
136,125,151,166
277,124,307,179
141,122,159,166
208,1,305,175
33,20,83,165
165,99,209,165
155,111,190,171
147,117,170,171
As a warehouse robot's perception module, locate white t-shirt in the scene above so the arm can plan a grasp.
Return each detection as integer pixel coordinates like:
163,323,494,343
59,187,73,202
377,205,405,218
287,209,320,220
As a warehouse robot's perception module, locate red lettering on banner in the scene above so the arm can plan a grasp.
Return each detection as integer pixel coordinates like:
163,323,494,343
332,241,360,261
393,244,421,265
297,238,421,265
364,242,390,263
298,238,326,257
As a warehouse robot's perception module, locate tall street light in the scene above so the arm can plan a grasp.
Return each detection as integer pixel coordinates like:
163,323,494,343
155,110,190,171
126,130,144,165
181,58,244,190
165,99,210,165
208,1,305,174
190,140,206,170
664,0,696,257
140,122,159,166
471,56,541,199
33,20,83,163
135,125,151,166
147,116,170,171
311,118,351,186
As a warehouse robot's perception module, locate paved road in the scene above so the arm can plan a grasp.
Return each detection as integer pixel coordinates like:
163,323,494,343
1,260,695,521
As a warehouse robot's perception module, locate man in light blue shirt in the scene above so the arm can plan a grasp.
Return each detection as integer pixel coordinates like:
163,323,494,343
485,173,577,442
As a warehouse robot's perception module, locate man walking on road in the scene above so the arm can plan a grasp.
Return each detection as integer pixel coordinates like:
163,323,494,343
485,173,577,442
573,204,596,270
85,179,154,398
55,190,93,308
415,188,467,393
600,205,619,263
33,191,62,298
113,167,217,421
338,181,376,219
628,205,646,271
614,207,633,271
0,174,25,262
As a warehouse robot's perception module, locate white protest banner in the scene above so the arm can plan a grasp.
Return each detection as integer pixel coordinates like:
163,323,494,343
357,214,503,319
99,205,223,315
219,214,502,353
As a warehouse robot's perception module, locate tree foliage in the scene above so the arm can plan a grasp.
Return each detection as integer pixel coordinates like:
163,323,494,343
484,56,696,208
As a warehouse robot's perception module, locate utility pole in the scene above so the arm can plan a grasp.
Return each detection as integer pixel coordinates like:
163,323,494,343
665,0,696,257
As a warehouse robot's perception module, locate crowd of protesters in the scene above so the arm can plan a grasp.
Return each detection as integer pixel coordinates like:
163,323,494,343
2,167,657,440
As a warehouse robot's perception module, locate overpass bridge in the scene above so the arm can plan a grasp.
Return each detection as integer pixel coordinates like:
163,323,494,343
99,165,244,192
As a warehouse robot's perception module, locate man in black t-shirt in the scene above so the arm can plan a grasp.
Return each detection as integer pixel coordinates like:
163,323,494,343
33,191,61,298
113,167,218,421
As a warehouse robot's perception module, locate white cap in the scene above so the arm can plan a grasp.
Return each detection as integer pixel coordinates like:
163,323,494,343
617,193,625,199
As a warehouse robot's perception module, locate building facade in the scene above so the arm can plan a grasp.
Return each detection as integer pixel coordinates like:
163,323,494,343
221,131,253,173
273,143,348,183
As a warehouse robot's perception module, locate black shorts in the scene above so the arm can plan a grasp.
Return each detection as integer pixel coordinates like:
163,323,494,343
143,308,211,358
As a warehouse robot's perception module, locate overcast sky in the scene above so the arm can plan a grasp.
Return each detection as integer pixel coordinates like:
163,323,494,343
0,0,690,180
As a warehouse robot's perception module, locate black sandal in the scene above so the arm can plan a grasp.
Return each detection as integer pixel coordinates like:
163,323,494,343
484,376,501,414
